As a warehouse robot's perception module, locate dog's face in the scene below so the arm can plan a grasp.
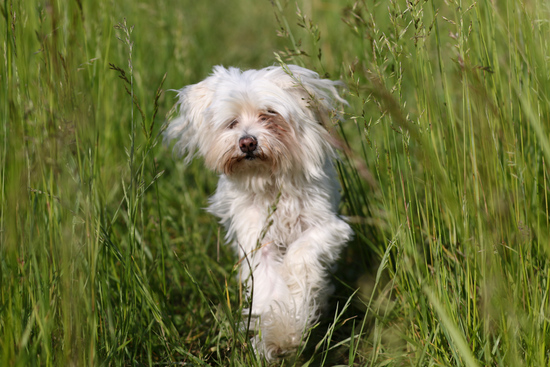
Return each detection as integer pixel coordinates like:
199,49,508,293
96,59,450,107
165,65,346,179
204,106,298,175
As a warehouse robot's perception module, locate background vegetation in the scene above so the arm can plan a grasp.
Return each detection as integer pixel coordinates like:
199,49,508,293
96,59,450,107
1,0,549,365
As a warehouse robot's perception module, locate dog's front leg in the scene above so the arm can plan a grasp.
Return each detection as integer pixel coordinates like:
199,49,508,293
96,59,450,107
237,234,303,359
280,217,352,326
238,239,290,319
230,207,291,320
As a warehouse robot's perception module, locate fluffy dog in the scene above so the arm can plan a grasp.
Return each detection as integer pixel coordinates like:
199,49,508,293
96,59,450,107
164,65,352,359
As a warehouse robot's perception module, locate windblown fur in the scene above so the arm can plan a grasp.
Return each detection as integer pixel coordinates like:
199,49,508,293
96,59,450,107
164,65,353,360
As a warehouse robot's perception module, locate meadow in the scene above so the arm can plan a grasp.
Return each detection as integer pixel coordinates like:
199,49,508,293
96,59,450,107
1,0,549,365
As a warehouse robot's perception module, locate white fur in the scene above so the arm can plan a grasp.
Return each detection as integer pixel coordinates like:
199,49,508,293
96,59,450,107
164,65,353,360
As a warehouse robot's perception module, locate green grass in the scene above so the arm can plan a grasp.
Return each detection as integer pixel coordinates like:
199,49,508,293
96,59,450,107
1,0,549,365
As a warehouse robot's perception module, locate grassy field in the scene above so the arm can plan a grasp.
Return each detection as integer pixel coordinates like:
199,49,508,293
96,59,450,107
2,0,550,365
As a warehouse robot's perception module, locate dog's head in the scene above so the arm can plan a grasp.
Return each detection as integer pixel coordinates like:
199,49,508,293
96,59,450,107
164,65,346,179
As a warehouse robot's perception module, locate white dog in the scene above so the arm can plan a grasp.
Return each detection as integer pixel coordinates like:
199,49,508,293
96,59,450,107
164,65,353,359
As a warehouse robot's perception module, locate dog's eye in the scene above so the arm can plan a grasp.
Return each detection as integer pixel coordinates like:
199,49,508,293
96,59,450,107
228,120,238,129
259,114,273,123
267,109,277,115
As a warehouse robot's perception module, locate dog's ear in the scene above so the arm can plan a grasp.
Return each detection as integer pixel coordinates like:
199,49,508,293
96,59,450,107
163,79,215,163
282,65,348,125
274,65,351,178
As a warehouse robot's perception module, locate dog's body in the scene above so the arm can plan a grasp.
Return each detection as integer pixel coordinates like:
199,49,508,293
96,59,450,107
165,65,352,359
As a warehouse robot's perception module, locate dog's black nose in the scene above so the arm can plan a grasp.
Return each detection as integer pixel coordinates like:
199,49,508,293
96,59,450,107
239,135,257,153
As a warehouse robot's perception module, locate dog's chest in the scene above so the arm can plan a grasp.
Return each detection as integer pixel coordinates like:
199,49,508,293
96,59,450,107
210,180,323,252
251,193,309,248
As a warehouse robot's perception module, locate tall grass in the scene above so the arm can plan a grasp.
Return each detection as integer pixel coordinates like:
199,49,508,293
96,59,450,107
332,1,550,365
1,0,549,366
